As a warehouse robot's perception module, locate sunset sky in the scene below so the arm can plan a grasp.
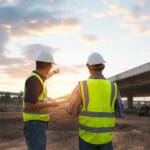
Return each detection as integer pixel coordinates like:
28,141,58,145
0,0,150,98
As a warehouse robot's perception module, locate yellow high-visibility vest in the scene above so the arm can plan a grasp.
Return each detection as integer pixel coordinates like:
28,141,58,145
79,79,117,144
23,72,50,122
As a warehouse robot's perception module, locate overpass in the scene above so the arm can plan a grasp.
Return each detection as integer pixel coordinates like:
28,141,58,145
0,91,20,97
109,62,150,109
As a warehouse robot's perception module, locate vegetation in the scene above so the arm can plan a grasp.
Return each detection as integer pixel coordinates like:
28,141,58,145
0,91,23,102
0,91,23,112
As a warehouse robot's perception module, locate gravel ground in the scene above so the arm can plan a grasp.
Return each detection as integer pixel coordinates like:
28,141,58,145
0,110,150,150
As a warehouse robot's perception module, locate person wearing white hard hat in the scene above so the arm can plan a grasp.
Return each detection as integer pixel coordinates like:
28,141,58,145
23,51,59,150
86,52,106,65
67,52,125,150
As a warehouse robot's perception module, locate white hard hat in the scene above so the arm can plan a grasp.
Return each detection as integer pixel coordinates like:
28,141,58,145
87,52,106,65
36,51,55,63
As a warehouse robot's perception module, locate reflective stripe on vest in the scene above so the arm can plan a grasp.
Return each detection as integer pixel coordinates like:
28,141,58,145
79,79,117,145
23,108,48,114
79,124,115,133
79,111,115,117
23,72,50,122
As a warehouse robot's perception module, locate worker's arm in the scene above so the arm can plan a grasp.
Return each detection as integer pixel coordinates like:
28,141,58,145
115,90,125,118
67,83,82,117
47,68,60,79
24,75,58,111
25,100,59,111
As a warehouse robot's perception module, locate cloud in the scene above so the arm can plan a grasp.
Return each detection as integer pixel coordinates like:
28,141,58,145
0,0,14,4
81,34,103,45
102,0,150,36
0,55,31,79
18,0,66,7
0,50,25,67
0,43,61,78
80,33,118,46
102,0,127,15
0,1,81,39
121,1,150,36
60,64,85,74
3,60,85,79
0,27,9,51
91,12,106,19
80,8,89,14
23,44,59,60
4,62,33,78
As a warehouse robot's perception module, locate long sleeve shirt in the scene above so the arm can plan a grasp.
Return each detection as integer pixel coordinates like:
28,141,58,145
67,74,125,118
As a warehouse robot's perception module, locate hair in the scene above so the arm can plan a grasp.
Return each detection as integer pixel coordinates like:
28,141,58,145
36,61,52,70
89,64,105,71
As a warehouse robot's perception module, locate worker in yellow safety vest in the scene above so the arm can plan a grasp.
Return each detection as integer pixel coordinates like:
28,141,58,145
23,51,59,150
67,52,125,150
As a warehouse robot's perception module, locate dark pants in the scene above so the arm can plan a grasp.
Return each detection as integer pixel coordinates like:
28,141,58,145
79,137,113,150
23,121,47,150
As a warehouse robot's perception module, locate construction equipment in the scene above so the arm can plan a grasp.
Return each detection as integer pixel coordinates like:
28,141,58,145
137,104,150,116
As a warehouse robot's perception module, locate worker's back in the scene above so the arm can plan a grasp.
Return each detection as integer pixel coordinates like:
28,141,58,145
79,78,117,145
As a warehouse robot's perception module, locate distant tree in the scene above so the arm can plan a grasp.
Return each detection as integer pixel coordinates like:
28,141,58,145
4,92,11,102
19,91,24,97
18,91,24,102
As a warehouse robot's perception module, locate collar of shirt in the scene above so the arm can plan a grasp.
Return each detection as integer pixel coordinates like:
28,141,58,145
89,74,105,79
32,71,46,81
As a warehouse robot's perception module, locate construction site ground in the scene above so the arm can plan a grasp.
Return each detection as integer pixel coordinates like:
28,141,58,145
0,108,150,150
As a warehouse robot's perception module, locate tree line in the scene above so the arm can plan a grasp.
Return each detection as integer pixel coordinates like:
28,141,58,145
0,91,23,103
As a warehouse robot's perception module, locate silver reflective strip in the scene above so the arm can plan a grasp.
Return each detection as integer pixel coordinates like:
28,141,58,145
79,124,114,133
110,82,115,107
80,111,115,117
82,81,89,111
23,108,48,114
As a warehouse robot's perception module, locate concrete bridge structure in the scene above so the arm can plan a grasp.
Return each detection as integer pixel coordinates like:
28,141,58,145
109,62,150,109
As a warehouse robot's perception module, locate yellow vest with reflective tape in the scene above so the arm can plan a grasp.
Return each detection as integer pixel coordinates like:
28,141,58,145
79,79,117,144
23,72,50,122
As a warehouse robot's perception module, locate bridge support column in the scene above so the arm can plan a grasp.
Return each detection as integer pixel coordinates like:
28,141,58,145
127,94,133,109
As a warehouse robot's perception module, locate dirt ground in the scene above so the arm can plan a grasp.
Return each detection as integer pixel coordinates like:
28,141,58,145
0,108,150,150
